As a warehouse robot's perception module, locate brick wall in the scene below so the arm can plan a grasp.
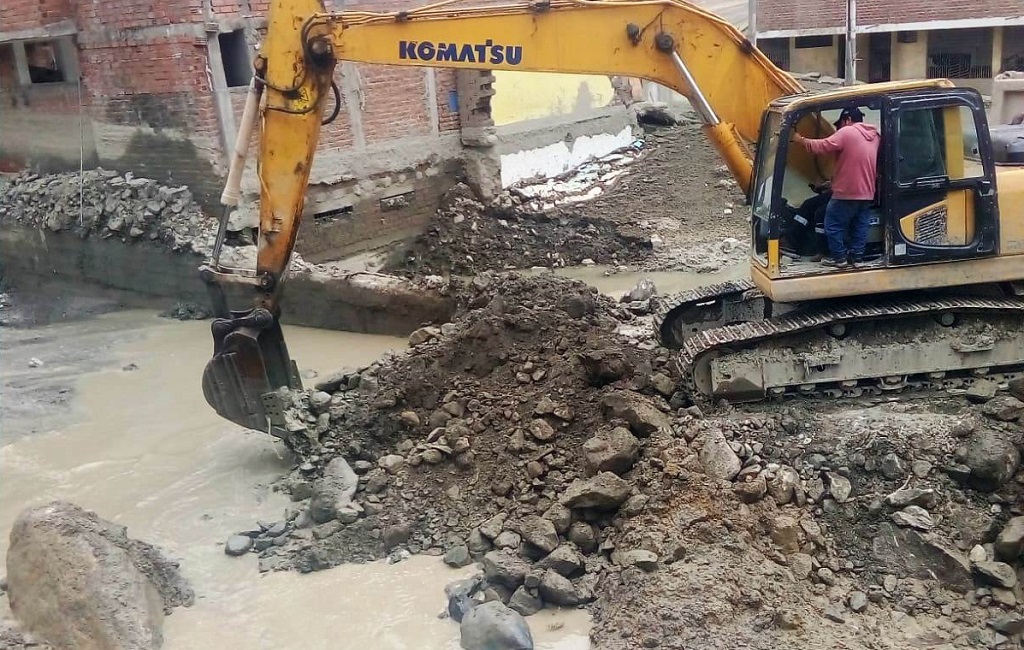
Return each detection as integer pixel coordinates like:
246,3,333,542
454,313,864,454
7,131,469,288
759,0,1022,31
1,0,74,31
757,0,845,32
1,0,476,255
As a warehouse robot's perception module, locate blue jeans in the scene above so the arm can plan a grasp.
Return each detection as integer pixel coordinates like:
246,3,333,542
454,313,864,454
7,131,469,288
824,198,873,261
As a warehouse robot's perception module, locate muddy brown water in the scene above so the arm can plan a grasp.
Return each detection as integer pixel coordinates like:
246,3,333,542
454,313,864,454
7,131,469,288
0,312,589,649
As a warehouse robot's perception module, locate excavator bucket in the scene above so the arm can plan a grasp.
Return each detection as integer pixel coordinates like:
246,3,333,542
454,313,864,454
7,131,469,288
200,308,303,439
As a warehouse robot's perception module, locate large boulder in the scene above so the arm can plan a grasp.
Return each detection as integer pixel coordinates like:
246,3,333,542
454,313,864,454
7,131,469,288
516,516,558,554
309,457,359,523
459,600,534,650
872,522,972,592
560,473,632,510
6,501,194,650
482,551,531,589
599,392,672,438
699,430,741,481
582,427,640,476
962,429,1020,490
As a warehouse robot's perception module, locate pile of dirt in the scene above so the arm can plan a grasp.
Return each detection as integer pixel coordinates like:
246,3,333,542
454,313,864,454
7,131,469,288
384,182,651,277
225,272,1024,648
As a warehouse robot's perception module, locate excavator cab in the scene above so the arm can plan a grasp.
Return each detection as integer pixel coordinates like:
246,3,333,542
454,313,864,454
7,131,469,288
747,82,1003,303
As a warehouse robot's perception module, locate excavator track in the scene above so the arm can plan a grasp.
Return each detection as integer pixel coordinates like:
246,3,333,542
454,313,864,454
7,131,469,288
653,278,765,348
672,296,1024,403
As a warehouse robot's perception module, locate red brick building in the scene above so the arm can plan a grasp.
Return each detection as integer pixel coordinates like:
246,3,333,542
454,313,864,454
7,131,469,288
753,0,1024,93
0,0,498,258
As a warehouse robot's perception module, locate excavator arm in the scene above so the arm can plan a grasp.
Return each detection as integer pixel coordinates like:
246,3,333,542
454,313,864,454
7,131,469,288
200,0,804,436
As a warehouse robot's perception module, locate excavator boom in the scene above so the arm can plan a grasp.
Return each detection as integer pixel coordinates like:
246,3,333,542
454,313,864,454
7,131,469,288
200,0,804,436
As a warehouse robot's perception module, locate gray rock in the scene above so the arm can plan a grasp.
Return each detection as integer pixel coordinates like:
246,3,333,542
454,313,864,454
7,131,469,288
790,553,813,580
891,506,935,531
767,466,800,505
599,391,671,437
225,535,253,556
468,529,493,555
539,570,581,606
733,473,767,503
446,577,481,623
982,395,1024,421
966,379,999,403
537,546,583,577
970,544,991,564
699,431,741,481
507,586,543,617
884,487,937,509
378,454,406,474
617,549,658,571
911,460,932,478
309,390,332,414
568,522,597,554
621,494,650,517
995,516,1024,561
6,501,194,650
382,523,412,551
805,477,825,503
973,560,1018,588
848,591,868,613
479,514,506,540
482,551,531,589
560,472,632,510
880,453,905,480
408,326,440,346
990,614,1024,636
542,503,572,535
827,473,853,503
770,515,801,554
517,516,558,554
963,429,1020,490
460,600,534,650
872,522,972,592
583,427,640,476
580,350,634,386
528,419,556,442
444,545,473,568
494,531,522,549
309,457,359,523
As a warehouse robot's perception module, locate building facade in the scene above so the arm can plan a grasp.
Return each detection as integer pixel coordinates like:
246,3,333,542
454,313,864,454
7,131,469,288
0,0,639,260
754,0,1024,94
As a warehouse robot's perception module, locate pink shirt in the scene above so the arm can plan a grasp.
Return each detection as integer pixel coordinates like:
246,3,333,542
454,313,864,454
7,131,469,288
803,123,881,201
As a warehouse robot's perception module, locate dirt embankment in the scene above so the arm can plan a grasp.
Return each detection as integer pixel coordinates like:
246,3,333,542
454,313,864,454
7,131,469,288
218,272,1024,649
385,124,749,278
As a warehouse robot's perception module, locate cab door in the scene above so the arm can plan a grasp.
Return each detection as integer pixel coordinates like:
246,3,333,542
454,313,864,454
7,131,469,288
884,89,999,265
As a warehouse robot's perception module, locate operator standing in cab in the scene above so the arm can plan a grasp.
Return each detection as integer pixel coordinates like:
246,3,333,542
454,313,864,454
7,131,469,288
792,107,881,268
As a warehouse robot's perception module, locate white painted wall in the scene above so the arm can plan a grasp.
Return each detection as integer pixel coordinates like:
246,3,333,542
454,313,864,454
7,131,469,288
499,124,635,188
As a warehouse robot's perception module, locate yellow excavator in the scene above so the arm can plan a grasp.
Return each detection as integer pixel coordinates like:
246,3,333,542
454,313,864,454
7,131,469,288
200,0,1024,436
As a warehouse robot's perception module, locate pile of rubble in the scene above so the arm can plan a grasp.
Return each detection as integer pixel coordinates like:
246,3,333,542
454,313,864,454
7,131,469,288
0,169,218,255
385,182,649,277
216,271,1024,648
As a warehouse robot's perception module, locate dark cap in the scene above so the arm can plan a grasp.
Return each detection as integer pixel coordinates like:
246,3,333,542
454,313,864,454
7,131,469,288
834,107,865,127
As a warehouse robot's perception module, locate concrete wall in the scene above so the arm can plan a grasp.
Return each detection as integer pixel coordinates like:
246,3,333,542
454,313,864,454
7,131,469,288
490,71,616,126
0,223,453,335
790,40,840,76
890,31,928,80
